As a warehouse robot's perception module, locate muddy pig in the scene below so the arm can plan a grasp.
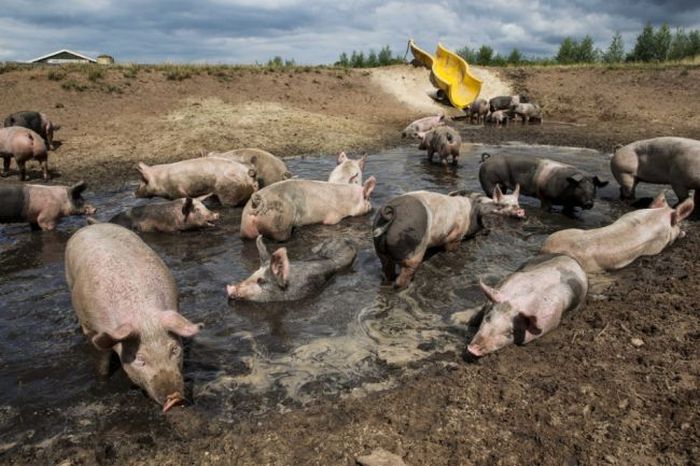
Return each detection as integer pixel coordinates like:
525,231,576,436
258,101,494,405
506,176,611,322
419,126,462,165
489,94,527,112
328,151,367,185
373,187,525,288
541,191,694,272
0,126,49,180
479,152,608,214
465,254,588,359
4,111,60,150
610,137,700,208
65,223,202,412
511,103,542,124
227,236,357,302
401,114,446,139
101,196,220,233
485,110,510,127
0,181,95,230
207,148,291,188
240,177,376,241
468,98,489,124
135,157,258,207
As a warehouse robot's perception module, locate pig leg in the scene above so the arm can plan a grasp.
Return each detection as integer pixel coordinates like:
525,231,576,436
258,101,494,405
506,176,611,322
41,159,49,181
427,148,435,163
322,212,344,225
445,227,463,251
378,253,397,283
1,155,10,177
17,161,27,181
670,181,689,207
395,255,423,288
614,172,637,200
46,124,55,150
36,211,56,231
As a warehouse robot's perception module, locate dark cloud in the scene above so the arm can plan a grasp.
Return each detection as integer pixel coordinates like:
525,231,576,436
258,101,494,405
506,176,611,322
0,0,698,64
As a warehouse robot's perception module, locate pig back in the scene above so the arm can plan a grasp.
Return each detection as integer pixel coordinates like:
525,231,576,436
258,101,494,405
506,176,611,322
373,193,430,261
65,223,179,329
210,148,289,186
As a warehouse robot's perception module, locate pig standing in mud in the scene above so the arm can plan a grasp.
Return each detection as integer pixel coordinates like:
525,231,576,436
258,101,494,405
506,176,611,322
401,114,446,139
485,110,510,127
489,94,526,112
4,111,60,150
65,223,202,412
467,98,489,124
610,137,700,208
479,152,608,214
328,152,367,184
419,126,462,165
240,178,376,241
206,148,291,188
541,192,694,272
511,103,543,125
465,254,588,359
135,157,258,207
0,181,95,230
373,187,525,288
99,196,220,233
0,126,49,180
227,236,357,302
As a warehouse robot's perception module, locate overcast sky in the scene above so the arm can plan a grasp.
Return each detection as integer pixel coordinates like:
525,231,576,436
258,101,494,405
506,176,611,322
1,1,699,64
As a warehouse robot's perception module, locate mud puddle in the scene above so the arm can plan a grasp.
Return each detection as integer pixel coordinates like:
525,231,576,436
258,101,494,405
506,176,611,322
0,143,670,451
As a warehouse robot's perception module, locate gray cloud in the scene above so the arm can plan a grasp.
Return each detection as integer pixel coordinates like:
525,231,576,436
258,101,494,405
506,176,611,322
0,0,698,64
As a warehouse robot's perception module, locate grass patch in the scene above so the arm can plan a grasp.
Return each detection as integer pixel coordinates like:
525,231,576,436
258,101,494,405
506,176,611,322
87,68,104,82
61,80,88,92
47,70,65,81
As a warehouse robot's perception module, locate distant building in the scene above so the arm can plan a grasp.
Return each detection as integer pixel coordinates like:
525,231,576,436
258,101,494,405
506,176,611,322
28,49,97,65
96,54,115,65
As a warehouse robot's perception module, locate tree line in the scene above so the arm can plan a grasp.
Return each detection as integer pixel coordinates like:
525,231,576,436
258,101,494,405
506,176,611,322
334,46,406,68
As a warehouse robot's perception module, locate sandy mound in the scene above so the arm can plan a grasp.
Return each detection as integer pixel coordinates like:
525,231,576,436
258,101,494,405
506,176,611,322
370,65,513,115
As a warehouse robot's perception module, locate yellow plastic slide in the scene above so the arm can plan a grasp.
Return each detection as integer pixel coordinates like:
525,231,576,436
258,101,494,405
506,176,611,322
409,40,483,109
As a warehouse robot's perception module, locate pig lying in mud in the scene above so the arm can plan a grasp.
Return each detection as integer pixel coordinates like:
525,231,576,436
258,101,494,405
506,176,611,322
419,126,462,165
328,152,367,184
511,103,543,124
0,181,95,230
0,126,49,180
4,111,60,150
227,236,357,302
98,196,220,233
206,148,291,188
373,187,525,288
479,152,608,214
240,178,376,241
541,192,694,272
489,94,527,112
401,114,445,139
610,137,700,208
467,98,489,124
135,157,258,206
65,223,202,412
465,254,588,359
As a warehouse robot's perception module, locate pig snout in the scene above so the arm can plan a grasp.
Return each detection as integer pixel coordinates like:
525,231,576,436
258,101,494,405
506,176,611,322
163,391,185,413
226,284,240,300
583,200,594,210
463,343,485,362
514,208,526,218
83,203,97,215
227,281,259,301
240,216,260,239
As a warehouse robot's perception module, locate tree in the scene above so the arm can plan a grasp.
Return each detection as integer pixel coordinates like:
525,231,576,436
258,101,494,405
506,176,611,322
575,35,598,62
350,50,365,68
669,29,689,60
456,46,477,63
690,30,700,57
507,48,523,65
603,32,625,63
336,52,349,67
556,37,578,64
631,22,657,62
377,46,393,66
476,45,494,65
654,22,672,61
366,49,378,67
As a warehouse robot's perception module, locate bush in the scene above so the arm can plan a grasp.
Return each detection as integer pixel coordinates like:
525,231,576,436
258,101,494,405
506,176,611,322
47,70,65,81
87,68,104,82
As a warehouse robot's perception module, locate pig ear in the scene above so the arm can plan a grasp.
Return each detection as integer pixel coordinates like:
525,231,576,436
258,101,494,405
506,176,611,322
196,193,214,202
512,183,521,198
479,280,504,303
567,174,584,185
518,313,542,336
70,180,87,199
256,235,271,264
182,197,194,218
649,191,668,209
159,310,202,338
672,197,695,225
593,176,608,188
492,185,504,202
247,168,257,179
250,155,258,166
137,162,151,182
337,152,348,164
92,323,138,350
358,153,368,171
362,176,376,200
270,248,290,289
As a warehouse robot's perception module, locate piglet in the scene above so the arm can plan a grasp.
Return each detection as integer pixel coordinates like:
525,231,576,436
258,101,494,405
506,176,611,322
65,223,202,412
0,181,95,230
328,152,367,185
465,254,588,359
227,236,357,302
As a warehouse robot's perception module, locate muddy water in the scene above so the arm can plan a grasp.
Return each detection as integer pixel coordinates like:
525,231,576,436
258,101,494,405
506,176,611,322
0,144,670,447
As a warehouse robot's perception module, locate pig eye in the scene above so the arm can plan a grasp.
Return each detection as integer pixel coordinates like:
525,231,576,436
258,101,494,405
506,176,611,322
257,277,266,285
135,353,146,367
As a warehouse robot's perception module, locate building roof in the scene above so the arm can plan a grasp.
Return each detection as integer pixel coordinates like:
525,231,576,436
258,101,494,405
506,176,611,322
28,49,97,63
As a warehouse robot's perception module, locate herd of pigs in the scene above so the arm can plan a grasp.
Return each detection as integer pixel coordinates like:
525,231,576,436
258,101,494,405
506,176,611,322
1,105,699,413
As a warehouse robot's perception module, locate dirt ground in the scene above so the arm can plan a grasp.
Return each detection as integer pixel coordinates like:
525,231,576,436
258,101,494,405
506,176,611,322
1,63,699,465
